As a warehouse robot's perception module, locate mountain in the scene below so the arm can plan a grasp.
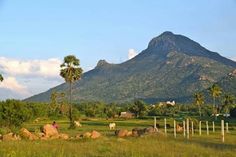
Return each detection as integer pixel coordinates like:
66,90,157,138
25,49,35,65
215,70,236,95
25,31,236,103
198,69,236,103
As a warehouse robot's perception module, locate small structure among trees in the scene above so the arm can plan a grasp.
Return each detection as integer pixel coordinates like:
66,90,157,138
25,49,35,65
159,101,176,107
119,112,135,119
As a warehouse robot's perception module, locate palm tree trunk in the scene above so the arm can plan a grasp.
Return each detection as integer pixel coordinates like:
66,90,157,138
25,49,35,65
198,106,201,117
213,97,215,114
69,82,73,128
213,97,217,120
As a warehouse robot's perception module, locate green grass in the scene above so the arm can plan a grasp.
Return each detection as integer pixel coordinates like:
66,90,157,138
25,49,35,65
0,118,236,157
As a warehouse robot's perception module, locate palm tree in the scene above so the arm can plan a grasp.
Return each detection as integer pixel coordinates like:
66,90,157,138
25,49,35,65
60,55,83,128
222,94,235,114
0,74,3,82
209,84,222,117
194,92,204,117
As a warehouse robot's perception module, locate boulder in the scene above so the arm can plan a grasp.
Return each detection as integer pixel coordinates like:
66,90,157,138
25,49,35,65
82,132,92,138
176,124,183,132
115,129,128,138
132,128,145,137
59,133,69,140
144,127,156,134
3,133,21,141
91,130,101,139
20,128,39,140
42,124,59,138
36,132,45,138
126,131,133,137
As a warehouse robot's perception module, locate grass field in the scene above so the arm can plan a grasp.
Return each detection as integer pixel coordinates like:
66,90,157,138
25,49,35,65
0,118,236,157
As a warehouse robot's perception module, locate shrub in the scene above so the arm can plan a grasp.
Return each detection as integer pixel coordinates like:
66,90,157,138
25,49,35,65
0,100,32,127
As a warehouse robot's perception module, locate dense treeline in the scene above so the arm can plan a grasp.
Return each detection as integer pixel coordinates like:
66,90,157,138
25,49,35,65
1,98,236,129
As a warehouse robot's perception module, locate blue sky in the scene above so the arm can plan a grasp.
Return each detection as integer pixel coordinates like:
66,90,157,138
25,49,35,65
0,0,236,99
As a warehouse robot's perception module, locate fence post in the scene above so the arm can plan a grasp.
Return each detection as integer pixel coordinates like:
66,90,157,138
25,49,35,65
199,121,202,136
221,120,225,142
191,121,194,136
212,121,215,133
183,120,186,138
206,121,209,135
174,120,176,138
226,122,229,133
164,118,167,135
154,116,157,132
187,119,189,139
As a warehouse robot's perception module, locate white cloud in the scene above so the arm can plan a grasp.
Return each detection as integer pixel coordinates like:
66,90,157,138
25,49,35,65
232,56,236,61
0,57,64,100
0,57,61,78
128,49,137,60
0,76,30,97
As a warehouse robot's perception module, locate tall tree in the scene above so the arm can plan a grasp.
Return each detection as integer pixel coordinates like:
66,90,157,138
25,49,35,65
209,84,222,117
194,92,204,117
222,94,235,114
48,91,65,116
0,74,3,82
129,100,147,118
60,55,83,128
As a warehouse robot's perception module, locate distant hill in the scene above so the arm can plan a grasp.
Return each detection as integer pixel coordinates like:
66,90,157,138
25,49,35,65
215,70,236,95
25,31,236,103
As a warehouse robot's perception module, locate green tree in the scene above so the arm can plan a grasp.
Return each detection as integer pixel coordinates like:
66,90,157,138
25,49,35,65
48,91,66,117
49,91,57,114
194,92,204,117
222,94,235,114
0,100,32,128
0,74,3,82
60,55,83,128
128,100,147,118
104,103,119,118
209,84,222,116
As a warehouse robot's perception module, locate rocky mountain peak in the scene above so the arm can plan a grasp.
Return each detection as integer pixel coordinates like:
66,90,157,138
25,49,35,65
96,60,109,67
148,31,177,49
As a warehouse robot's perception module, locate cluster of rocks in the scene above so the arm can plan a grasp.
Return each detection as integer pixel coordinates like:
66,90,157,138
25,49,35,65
0,125,160,141
0,124,101,141
115,127,157,138
0,132,21,141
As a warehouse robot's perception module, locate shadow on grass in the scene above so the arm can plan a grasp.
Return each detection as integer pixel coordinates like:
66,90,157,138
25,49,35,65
177,137,236,151
82,121,150,127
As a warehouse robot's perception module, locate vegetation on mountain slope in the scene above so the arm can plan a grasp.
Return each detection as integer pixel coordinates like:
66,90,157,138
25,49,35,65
25,32,236,103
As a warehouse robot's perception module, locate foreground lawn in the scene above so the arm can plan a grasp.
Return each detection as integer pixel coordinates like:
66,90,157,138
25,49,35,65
0,118,236,157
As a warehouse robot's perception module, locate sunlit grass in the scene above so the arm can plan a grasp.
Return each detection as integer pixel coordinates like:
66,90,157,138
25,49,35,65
0,118,236,157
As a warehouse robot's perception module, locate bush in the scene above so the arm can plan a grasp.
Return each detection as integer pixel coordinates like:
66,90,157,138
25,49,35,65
0,100,32,127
